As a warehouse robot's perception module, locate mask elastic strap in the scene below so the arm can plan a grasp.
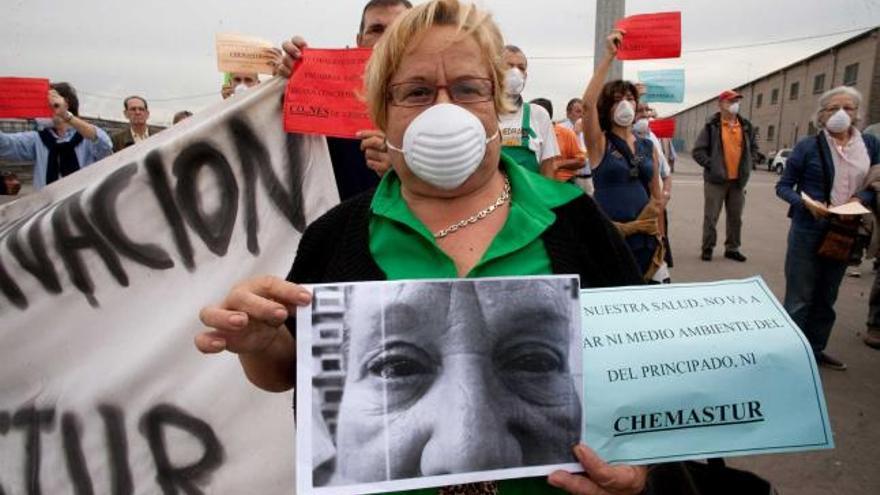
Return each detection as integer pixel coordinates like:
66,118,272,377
386,128,500,153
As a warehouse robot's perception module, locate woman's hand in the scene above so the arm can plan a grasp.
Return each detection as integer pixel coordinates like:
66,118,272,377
804,198,829,219
195,276,311,355
275,36,309,78
358,129,392,176
605,29,625,59
548,445,647,495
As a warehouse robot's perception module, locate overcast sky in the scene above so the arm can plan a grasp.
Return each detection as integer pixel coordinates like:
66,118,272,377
2,0,879,125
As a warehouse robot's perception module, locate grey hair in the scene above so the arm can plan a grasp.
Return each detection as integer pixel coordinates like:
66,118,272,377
814,85,863,128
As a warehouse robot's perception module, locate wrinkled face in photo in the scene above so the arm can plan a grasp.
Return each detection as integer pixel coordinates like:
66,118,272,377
329,278,581,484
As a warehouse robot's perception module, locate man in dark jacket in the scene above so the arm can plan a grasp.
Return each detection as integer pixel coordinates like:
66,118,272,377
111,96,153,152
692,90,760,262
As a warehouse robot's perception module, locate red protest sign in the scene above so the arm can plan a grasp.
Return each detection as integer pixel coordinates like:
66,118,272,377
0,77,52,119
283,48,374,139
615,12,681,60
649,118,676,138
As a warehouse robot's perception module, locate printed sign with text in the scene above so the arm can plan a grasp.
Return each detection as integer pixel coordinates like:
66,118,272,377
284,48,374,139
215,33,278,75
638,69,685,103
581,277,833,464
615,12,682,60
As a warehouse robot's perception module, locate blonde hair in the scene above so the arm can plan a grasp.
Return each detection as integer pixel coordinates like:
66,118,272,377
363,0,510,130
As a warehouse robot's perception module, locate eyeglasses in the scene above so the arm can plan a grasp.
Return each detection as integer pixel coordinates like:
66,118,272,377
388,77,494,107
823,105,858,113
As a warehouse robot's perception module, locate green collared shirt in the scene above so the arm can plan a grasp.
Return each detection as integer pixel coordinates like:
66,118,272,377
369,154,582,280
368,154,581,495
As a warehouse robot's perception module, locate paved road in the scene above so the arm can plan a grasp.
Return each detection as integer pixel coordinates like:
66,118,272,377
667,155,879,494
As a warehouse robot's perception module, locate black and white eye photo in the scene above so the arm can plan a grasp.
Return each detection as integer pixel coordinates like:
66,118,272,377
296,276,583,495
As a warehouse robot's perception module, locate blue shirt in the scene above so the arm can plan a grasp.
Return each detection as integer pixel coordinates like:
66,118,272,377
0,125,113,190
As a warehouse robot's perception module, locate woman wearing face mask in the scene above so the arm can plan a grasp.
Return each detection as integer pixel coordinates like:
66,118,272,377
776,85,880,371
195,2,646,494
581,29,664,280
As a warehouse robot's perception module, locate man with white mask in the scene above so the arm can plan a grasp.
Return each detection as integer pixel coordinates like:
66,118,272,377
499,45,560,177
221,72,260,100
692,90,760,262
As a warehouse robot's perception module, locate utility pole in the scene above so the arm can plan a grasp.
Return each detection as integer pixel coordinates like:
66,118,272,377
594,0,625,81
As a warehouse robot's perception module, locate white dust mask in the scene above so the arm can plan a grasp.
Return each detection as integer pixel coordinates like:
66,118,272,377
728,102,741,115
613,100,635,127
386,103,499,190
825,109,852,134
633,118,650,136
505,68,526,96
233,84,248,95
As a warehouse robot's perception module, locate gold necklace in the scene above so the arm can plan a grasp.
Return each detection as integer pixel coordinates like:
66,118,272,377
433,175,511,239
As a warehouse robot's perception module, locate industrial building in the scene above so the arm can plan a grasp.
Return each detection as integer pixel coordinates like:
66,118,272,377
673,28,880,156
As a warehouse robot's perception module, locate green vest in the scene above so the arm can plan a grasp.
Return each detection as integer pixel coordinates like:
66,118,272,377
501,103,541,173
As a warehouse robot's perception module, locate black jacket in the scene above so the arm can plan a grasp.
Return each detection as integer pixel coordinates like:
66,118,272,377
692,113,760,186
286,190,642,287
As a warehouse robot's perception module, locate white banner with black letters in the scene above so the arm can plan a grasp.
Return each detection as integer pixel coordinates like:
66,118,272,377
0,78,338,494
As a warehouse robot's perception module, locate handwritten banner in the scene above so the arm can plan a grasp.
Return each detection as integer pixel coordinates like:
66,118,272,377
581,278,833,464
216,33,278,75
0,78,340,493
284,48,374,139
615,12,682,60
0,77,52,118
648,119,676,139
638,69,685,103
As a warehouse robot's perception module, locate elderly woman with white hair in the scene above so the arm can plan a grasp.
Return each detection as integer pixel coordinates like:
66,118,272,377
776,85,880,370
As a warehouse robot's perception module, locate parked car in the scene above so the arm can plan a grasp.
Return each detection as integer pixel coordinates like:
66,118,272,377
764,150,777,171
770,148,791,175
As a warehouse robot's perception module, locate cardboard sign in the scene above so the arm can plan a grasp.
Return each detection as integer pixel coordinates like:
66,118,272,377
638,69,685,103
648,119,676,139
615,12,681,60
283,48,374,139
216,33,278,75
0,77,52,118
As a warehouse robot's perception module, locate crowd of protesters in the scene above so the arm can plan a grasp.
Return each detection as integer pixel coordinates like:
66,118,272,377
2,0,879,493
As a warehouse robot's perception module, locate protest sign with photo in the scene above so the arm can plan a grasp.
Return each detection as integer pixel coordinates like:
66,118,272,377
0,77,339,494
296,276,583,495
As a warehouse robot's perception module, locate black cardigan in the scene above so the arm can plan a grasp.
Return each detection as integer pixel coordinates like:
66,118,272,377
287,190,642,287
